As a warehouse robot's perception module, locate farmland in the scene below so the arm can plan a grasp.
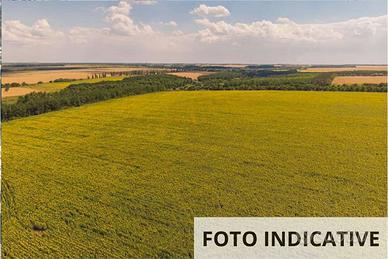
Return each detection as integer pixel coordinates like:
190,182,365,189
2,87,41,98
26,76,126,92
2,90,386,257
2,77,125,103
2,66,163,84
332,76,387,85
301,65,387,72
167,71,214,80
204,64,247,68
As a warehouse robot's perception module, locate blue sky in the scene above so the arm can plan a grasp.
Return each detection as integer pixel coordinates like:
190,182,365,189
5,1,387,29
3,0,388,63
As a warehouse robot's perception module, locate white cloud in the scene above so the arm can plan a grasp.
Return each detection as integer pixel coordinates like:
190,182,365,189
172,30,184,36
190,4,230,18
160,21,177,27
195,15,387,43
133,0,157,5
2,0,386,65
68,27,110,44
3,19,64,45
104,0,154,36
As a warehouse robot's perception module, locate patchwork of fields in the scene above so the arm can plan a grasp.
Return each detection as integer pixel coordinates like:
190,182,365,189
26,76,126,92
2,67,162,84
2,77,125,103
2,91,386,257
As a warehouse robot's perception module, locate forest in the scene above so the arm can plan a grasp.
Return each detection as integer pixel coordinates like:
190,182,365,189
193,72,386,91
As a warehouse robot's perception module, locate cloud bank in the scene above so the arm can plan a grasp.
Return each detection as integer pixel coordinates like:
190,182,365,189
3,2,387,64
195,15,387,43
4,19,64,44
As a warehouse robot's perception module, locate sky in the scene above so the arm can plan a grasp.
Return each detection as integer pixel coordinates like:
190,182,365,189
3,0,388,64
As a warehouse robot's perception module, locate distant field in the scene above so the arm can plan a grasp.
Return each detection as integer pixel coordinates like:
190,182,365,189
203,64,247,68
3,91,386,257
1,77,125,100
2,96,19,104
301,66,388,72
2,67,160,84
2,87,41,98
332,76,387,85
27,76,126,92
167,71,214,80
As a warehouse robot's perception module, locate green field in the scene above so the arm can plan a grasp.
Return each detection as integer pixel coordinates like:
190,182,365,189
2,91,386,257
2,77,126,104
2,96,19,104
27,76,126,92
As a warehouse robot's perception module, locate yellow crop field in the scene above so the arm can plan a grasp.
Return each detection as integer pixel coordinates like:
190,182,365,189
2,91,386,257
167,71,214,80
332,76,387,85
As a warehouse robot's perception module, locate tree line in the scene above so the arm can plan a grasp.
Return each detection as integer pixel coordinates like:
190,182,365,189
336,70,387,76
198,69,298,80
2,75,191,121
191,72,386,92
2,73,386,121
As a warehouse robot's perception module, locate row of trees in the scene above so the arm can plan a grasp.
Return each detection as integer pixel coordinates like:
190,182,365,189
3,73,386,121
198,69,298,80
192,72,386,92
336,70,387,76
2,82,29,91
86,70,164,79
2,70,165,90
2,75,191,121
